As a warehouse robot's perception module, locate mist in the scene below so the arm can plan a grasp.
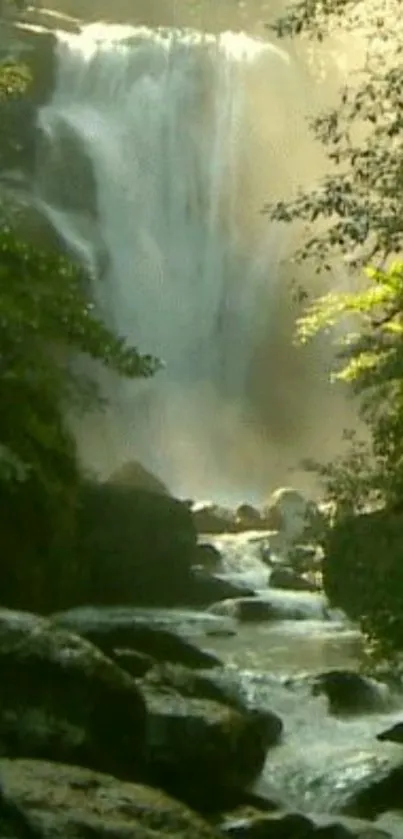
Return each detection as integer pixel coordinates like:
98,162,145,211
35,0,367,502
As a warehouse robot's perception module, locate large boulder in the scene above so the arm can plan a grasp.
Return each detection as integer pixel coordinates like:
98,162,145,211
0,758,219,839
51,607,223,669
142,663,283,738
75,483,197,606
341,762,403,820
208,592,325,622
377,722,403,744
262,488,323,545
143,661,244,708
142,662,283,752
105,460,170,495
139,682,280,812
235,505,265,532
0,609,146,779
192,502,238,534
187,569,255,607
269,566,318,592
312,670,387,716
193,542,223,571
208,598,278,623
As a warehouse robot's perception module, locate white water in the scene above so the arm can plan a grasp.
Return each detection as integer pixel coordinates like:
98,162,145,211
35,22,357,501
205,602,403,816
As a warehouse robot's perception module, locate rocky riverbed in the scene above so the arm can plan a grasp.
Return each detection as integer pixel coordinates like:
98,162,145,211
2,503,403,839
0,469,402,839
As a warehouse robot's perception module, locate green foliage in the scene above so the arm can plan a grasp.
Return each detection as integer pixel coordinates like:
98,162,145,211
295,261,403,653
270,0,403,652
268,0,403,270
0,60,31,101
322,506,403,666
297,262,403,391
0,59,160,612
0,225,159,497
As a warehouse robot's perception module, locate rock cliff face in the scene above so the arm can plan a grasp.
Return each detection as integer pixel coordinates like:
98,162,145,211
0,22,56,172
0,18,85,255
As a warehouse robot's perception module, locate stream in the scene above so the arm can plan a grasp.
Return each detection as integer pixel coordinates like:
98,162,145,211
198,532,403,818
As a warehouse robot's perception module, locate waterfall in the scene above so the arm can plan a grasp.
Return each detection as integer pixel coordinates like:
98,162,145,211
34,23,355,501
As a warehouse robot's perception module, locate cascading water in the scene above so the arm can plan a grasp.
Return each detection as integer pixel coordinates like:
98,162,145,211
35,22,355,500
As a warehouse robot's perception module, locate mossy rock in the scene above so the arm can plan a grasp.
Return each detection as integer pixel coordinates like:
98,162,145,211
139,681,282,812
74,484,197,606
0,758,219,839
0,608,146,779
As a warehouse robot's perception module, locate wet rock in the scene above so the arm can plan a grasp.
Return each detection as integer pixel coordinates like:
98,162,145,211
142,665,283,742
269,566,318,592
36,111,98,219
110,648,155,678
376,812,403,838
208,598,277,623
140,682,279,812
0,608,146,779
208,592,323,622
51,607,222,670
341,763,403,820
142,663,283,745
313,821,390,839
194,542,223,571
376,721,403,744
221,789,283,815
288,544,322,573
235,505,264,531
0,758,218,839
105,460,170,495
0,190,70,255
1,22,57,104
143,661,244,709
220,812,394,839
312,826,357,839
220,810,314,839
0,778,42,839
188,569,255,607
0,22,57,179
312,670,385,716
19,7,81,33
192,502,238,534
262,488,323,545
75,483,197,607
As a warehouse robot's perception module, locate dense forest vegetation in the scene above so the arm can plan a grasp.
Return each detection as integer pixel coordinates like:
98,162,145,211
269,0,403,658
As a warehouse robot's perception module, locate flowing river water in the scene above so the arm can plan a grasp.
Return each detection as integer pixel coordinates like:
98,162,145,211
195,533,403,818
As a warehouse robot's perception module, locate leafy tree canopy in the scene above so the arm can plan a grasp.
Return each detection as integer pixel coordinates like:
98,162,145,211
268,0,403,271
269,0,403,653
267,0,403,503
